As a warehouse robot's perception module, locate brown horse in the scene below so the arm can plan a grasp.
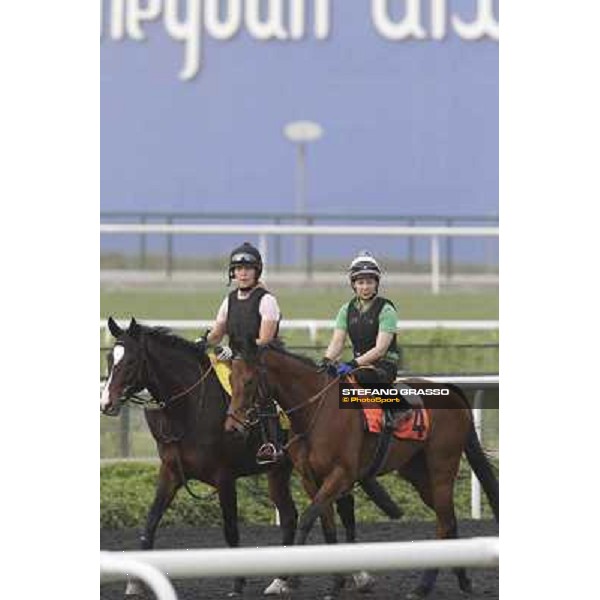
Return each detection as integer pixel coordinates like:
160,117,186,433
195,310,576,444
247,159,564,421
101,318,403,597
226,343,499,600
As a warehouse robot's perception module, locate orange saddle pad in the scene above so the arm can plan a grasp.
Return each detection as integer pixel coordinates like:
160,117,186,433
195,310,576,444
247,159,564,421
362,407,431,441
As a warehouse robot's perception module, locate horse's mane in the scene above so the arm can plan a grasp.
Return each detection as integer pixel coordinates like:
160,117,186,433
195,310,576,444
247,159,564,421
264,341,319,370
137,324,202,357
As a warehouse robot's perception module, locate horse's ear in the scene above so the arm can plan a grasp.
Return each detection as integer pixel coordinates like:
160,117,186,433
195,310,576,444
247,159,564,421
128,317,141,338
107,316,123,338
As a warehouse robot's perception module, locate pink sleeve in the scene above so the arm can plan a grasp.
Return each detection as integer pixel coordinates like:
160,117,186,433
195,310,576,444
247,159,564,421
215,297,228,324
259,294,281,321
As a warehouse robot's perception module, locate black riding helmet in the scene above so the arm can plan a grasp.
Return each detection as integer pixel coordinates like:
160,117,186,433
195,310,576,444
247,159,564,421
228,242,263,285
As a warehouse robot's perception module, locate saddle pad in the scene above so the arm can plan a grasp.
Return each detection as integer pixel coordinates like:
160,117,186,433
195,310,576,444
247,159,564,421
207,351,290,430
207,350,233,396
362,406,431,441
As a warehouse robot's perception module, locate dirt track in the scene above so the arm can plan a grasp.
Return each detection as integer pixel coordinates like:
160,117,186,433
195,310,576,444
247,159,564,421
101,520,498,599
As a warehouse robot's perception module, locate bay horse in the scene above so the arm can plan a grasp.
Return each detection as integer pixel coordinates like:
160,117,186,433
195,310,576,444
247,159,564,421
100,317,403,597
226,343,499,599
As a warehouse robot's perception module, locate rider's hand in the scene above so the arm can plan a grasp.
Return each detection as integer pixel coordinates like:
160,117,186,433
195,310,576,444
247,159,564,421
317,357,331,369
317,357,337,378
193,337,207,354
216,345,233,361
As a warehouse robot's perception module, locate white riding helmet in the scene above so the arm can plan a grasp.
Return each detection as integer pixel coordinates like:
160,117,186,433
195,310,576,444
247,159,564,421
348,251,382,284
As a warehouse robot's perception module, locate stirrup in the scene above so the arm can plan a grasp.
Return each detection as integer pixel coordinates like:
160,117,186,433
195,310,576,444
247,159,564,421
256,443,284,465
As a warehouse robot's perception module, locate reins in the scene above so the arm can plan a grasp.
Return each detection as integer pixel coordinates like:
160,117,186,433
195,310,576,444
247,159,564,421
249,350,367,450
283,374,343,416
127,363,214,410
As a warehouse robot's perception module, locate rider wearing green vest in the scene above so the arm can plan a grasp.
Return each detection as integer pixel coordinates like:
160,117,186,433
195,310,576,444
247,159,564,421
319,251,411,426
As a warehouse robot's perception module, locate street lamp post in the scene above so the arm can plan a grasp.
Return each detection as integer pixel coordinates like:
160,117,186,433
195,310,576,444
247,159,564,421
283,121,324,272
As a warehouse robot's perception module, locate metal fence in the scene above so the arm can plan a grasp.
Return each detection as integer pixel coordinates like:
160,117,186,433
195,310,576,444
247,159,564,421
101,210,498,278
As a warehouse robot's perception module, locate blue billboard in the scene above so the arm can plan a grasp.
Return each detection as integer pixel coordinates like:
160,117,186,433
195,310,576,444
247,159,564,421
101,1,498,263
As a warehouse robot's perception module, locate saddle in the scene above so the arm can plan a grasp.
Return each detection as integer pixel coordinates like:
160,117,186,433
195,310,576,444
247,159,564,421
362,406,430,441
359,381,430,441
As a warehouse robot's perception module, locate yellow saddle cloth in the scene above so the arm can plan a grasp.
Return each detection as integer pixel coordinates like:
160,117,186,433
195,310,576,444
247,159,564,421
207,350,233,396
207,350,290,430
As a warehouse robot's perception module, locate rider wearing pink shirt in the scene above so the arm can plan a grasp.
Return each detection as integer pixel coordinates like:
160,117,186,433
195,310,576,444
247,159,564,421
203,242,284,464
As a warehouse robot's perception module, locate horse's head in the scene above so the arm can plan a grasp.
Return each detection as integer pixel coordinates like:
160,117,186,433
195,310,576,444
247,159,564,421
100,317,147,416
224,338,264,434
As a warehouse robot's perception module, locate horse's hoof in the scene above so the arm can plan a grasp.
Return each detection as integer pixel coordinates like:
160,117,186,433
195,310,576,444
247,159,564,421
124,580,145,597
352,570,375,593
264,578,291,596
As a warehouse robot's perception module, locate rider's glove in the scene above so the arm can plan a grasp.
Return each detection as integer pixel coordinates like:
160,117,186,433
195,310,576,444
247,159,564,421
317,357,337,378
193,329,210,354
336,360,358,376
215,345,233,361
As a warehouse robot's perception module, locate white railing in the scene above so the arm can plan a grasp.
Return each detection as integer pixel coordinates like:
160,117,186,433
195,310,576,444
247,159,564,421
100,223,499,294
101,537,498,585
100,318,499,344
100,553,177,599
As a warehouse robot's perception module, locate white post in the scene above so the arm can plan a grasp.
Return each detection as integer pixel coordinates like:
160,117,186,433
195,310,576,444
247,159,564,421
296,142,307,268
430,235,440,294
471,390,484,519
258,234,268,279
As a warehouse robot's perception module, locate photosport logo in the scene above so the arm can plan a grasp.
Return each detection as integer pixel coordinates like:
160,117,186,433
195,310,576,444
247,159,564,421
100,0,499,80
338,383,499,409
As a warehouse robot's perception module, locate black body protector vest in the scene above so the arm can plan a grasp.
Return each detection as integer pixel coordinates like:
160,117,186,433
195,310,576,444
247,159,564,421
226,287,280,355
347,296,398,359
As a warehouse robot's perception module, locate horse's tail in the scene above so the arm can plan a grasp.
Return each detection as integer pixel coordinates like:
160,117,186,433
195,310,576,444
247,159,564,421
444,383,499,522
358,478,404,520
464,422,499,522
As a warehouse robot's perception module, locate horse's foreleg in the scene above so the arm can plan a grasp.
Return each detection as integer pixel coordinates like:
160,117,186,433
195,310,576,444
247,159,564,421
263,462,300,596
125,464,180,597
335,494,376,594
267,461,298,545
334,493,355,543
217,475,246,597
296,466,350,544
319,503,346,600
296,467,351,599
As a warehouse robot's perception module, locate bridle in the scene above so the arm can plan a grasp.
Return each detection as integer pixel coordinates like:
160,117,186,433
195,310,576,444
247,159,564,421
227,347,350,444
108,336,214,411
225,359,268,429
126,364,214,409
